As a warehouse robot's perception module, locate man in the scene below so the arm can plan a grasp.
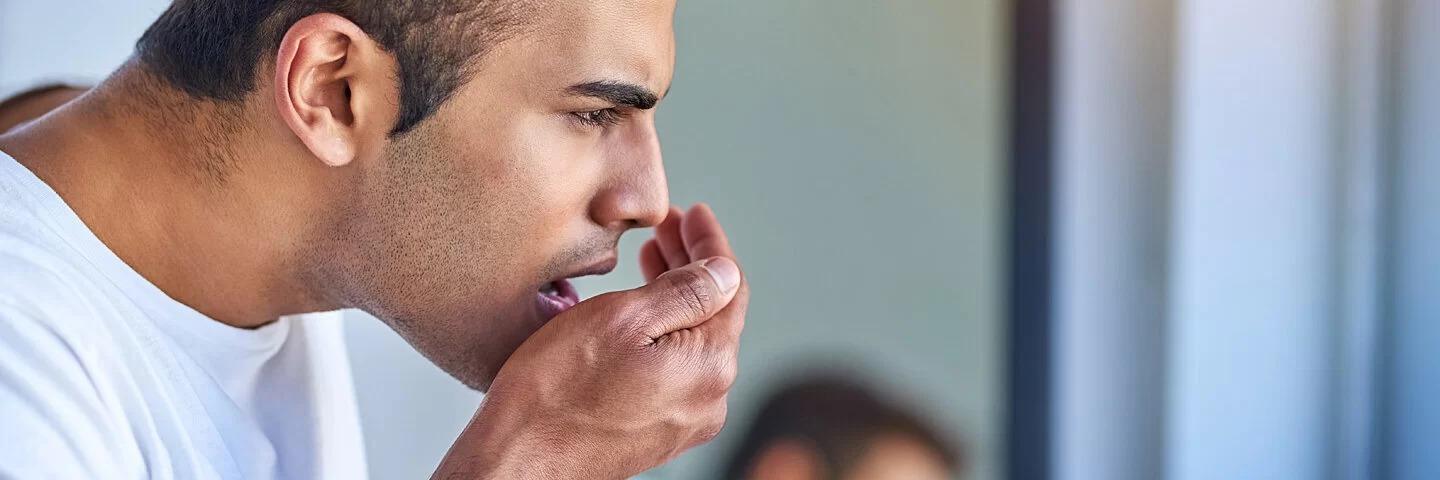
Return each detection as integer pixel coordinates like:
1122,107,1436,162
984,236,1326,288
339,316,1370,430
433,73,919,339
0,0,750,478
722,378,962,480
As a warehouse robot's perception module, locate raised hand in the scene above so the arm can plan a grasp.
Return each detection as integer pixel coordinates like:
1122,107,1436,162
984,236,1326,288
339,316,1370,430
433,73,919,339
434,204,750,480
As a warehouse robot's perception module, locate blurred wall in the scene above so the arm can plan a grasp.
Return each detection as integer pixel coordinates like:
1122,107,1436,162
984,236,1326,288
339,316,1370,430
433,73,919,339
1050,2,1440,480
1386,0,1440,477
0,1,167,90
1053,1,1172,479
647,0,1005,477
0,1,1006,479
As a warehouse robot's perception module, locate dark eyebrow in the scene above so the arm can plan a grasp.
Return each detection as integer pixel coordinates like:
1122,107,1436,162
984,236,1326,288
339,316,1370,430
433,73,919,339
566,81,661,110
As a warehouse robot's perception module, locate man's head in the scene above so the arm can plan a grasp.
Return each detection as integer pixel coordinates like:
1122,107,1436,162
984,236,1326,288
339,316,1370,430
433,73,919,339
724,378,963,480
136,0,531,137
131,0,677,390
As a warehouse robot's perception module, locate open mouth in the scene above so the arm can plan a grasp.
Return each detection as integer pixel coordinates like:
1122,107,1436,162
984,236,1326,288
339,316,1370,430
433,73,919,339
537,278,581,314
534,255,618,322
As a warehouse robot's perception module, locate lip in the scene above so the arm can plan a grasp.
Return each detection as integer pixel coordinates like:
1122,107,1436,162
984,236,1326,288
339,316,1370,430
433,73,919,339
534,255,619,323
566,255,619,280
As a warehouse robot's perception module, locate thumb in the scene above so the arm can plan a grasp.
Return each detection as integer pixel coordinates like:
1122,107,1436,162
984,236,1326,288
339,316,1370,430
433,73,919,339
629,257,742,340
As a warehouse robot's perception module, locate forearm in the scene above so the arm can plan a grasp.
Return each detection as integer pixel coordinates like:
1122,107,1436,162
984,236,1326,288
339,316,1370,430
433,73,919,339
432,402,618,480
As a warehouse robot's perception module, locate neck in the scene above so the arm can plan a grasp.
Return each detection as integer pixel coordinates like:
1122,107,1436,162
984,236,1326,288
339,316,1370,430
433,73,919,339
0,64,338,328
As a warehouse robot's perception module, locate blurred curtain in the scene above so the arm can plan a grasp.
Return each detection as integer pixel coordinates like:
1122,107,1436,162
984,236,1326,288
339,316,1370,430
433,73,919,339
1049,0,1439,479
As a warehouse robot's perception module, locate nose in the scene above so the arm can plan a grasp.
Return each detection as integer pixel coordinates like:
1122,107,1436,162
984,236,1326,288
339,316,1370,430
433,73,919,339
590,124,669,229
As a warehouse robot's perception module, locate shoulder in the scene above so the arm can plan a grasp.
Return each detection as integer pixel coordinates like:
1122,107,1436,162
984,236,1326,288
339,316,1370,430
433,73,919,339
0,231,116,353
0,232,106,392
0,233,91,304
0,254,139,479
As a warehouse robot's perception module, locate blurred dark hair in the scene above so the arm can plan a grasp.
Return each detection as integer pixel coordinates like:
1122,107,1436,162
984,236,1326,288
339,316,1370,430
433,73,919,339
722,376,964,479
134,0,530,136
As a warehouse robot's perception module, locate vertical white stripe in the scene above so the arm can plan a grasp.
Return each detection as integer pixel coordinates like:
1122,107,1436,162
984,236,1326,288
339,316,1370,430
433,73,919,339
1166,1,1340,479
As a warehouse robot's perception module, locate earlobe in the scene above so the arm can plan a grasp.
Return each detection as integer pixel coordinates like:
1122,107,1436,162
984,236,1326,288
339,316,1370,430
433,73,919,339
320,136,356,167
273,13,394,168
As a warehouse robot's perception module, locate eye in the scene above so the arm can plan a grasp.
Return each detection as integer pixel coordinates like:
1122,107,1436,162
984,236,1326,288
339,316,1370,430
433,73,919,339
571,108,627,128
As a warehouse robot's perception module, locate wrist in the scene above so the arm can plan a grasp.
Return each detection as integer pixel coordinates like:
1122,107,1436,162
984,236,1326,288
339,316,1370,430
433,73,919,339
433,398,590,480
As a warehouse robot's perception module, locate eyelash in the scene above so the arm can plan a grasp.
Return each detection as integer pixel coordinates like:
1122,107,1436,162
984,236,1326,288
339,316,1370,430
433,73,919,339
572,108,628,128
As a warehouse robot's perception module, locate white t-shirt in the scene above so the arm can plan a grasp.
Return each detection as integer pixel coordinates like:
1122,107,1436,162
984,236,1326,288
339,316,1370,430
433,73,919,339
0,150,368,479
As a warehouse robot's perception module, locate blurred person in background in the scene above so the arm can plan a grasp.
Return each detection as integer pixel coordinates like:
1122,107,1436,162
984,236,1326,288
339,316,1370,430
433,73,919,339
0,84,87,133
0,0,753,478
723,377,964,480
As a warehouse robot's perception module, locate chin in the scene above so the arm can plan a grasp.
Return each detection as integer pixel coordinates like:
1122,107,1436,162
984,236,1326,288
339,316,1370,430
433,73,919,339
440,343,511,393
379,306,532,394
386,277,590,393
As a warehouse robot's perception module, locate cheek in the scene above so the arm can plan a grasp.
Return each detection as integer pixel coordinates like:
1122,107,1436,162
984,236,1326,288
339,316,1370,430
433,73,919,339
485,125,606,245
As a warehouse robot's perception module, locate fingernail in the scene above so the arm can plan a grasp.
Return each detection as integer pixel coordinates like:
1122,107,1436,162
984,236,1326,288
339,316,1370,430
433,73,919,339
701,257,741,293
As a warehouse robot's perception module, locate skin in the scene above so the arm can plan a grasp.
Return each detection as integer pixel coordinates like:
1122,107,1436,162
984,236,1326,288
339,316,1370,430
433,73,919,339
846,434,955,480
0,0,750,477
744,440,827,480
745,435,955,480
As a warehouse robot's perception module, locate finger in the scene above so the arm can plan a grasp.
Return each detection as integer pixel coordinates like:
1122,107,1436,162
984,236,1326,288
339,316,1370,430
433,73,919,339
696,274,750,346
654,206,691,271
639,239,667,282
681,204,747,343
680,204,735,262
629,257,742,340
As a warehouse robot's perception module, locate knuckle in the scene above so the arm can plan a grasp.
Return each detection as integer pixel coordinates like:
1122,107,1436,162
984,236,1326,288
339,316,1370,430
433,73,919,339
719,358,739,391
697,406,729,443
698,426,722,444
700,354,737,396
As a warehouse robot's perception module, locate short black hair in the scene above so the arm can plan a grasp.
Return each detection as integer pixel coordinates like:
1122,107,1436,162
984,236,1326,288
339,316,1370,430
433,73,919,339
135,0,529,136
722,377,964,480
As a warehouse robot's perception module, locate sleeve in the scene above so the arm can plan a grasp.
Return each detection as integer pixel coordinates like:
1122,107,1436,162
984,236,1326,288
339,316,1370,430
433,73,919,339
0,304,136,479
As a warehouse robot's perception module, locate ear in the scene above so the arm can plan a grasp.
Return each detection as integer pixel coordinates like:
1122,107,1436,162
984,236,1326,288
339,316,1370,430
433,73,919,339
273,13,399,167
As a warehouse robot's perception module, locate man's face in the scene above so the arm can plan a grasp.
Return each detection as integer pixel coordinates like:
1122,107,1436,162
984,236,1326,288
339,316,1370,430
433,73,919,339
323,0,676,391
